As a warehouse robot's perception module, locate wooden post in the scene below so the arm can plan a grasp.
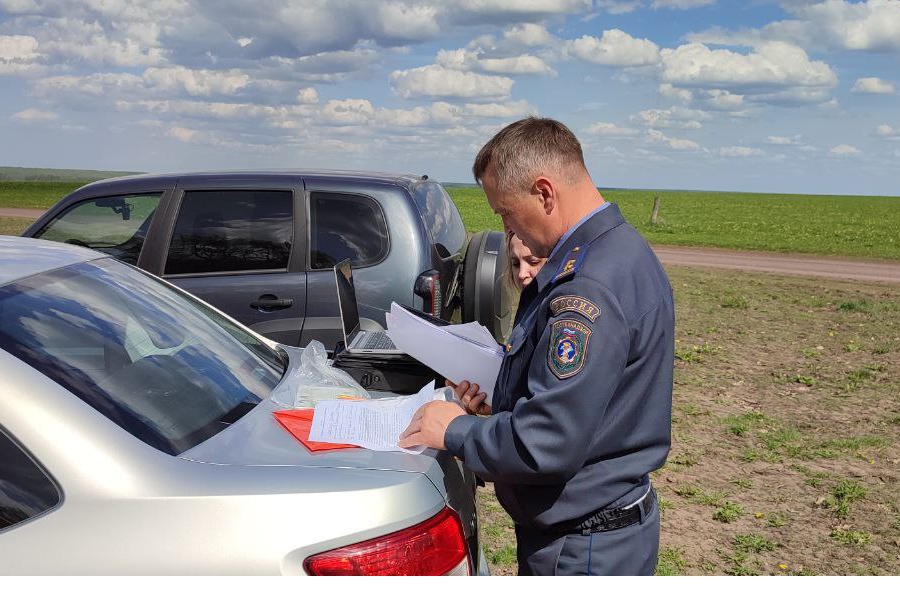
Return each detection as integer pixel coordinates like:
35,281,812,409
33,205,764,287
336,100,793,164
650,195,661,225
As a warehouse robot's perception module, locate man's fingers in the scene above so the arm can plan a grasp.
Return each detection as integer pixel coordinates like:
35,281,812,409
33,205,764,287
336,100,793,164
398,433,423,448
400,407,425,438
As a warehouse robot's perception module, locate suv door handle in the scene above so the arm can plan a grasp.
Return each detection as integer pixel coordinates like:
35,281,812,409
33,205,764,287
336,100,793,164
250,295,294,311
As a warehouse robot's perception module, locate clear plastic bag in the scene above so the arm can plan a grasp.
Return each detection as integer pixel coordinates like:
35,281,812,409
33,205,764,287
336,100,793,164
271,341,371,408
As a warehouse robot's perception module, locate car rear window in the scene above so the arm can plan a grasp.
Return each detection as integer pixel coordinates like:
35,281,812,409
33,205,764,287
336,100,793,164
0,428,60,533
36,193,161,265
0,258,286,455
309,191,389,269
165,189,293,275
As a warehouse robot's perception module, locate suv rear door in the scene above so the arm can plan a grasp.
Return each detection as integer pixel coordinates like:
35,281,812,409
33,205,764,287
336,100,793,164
300,176,421,350
156,178,307,346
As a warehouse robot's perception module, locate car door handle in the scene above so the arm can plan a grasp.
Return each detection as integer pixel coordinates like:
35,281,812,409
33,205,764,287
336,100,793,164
250,295,294,310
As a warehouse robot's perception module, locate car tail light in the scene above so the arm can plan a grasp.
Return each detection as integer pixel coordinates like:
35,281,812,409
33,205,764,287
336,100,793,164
303,506,471,576
414,269,442,318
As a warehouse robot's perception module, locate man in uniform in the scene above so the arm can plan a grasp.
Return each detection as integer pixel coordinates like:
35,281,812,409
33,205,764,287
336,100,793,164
399,117,674,576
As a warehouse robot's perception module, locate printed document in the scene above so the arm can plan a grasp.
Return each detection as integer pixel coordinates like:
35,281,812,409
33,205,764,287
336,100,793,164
385,302,503,406
308,381,436,453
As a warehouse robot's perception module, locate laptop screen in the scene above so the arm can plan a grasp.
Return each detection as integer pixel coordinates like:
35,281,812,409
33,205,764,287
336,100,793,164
334,259,360,341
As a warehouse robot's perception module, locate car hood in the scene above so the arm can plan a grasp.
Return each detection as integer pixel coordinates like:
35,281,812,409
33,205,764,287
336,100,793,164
178,347,458,495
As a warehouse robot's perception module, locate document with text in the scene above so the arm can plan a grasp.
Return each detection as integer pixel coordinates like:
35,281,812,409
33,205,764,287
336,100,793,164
385,302,503,406
308,381,436,453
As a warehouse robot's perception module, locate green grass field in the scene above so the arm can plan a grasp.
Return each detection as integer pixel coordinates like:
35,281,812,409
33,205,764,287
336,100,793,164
0,181,88,209
1,180,898,260
446,187,900,260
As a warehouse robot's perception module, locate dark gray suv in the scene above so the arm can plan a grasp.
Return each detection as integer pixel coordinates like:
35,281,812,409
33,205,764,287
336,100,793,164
23,170,509,351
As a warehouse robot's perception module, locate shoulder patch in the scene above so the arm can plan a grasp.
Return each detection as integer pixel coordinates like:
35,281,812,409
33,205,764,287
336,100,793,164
550,295,601,322
552,244,589,284
548,319,592,379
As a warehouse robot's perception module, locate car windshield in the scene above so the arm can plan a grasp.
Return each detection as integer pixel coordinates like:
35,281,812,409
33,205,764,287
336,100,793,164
0,258,287,455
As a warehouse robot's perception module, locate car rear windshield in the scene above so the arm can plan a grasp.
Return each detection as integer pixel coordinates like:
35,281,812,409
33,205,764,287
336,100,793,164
0,258,287,455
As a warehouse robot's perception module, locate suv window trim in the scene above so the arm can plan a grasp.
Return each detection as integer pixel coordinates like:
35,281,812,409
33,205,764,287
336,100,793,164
0,424,64,535
305,189,392,271
163,267,289,279
162,187,297,277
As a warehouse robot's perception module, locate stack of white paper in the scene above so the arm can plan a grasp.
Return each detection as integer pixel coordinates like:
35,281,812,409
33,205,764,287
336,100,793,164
385,303,504,406
308,381,436,454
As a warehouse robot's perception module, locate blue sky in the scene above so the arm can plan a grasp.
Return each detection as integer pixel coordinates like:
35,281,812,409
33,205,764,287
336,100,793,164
1,0,898,195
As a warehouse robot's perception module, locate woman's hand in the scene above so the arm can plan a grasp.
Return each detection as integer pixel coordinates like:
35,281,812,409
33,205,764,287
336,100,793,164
445,379,491,416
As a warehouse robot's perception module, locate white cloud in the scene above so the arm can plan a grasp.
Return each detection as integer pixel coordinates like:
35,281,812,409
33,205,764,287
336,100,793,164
565,29,660,67
437,45,555,75
502,23,555,47
0,34,44,74
296,87,318,104
701,89,744,111
142,67,250,96
0,34,39,60
11,107,57,121
690,0,900,53
830,144,861,156
463,99,536,118
390,65,513,99
718,145,764,158
632,106,707,130
652,0,715,9
167,126,198,142
874,124,898,138
319,98,376,125
647,128,700,150
661,42,836,89
659,83,693,103
479,54,556,75
456,0,590,19
586,121,640,137
852,77,895,94
597,1,641,14
766,135,802,146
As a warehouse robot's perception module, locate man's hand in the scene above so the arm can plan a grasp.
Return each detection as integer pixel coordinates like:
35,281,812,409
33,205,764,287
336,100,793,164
446,379,491,416
398,401,466,450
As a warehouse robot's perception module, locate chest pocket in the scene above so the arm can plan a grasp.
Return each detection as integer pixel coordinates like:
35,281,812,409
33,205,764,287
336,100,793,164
495,319,537,412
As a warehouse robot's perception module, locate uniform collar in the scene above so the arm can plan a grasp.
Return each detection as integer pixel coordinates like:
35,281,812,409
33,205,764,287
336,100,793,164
533,202,625,293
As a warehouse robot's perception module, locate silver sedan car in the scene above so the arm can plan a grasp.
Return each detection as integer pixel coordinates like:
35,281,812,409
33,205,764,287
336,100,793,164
0,236,485,575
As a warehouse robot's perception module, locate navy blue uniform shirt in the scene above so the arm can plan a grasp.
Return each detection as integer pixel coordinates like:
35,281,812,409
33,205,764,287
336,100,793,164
444,203,674,530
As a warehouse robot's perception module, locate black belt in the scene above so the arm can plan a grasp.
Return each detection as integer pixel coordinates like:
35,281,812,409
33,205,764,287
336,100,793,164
553,489,655,535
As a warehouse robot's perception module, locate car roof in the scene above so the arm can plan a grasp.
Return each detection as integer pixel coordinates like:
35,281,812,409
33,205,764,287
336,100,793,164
69,169,430,195
0,235,104,287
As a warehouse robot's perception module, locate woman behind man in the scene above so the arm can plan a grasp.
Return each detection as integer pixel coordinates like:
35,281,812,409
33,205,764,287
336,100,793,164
506,230,546,291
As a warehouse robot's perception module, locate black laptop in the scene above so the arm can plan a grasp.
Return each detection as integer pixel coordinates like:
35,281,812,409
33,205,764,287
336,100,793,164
333,259,404,354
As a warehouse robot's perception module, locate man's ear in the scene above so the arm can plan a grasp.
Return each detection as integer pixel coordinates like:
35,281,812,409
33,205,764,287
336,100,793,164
533,176,556,215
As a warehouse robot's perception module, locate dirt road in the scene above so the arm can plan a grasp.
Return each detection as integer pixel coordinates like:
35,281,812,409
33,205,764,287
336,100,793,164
652,246,900,284
3,207,898,284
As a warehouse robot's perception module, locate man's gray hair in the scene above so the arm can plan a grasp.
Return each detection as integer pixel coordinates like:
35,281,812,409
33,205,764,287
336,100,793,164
472,117,587,193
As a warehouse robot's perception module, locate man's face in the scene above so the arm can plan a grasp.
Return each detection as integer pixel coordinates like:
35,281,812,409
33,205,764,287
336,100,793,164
482,166,551,258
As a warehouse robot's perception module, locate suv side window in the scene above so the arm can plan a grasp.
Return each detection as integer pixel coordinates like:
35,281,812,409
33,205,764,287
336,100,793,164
36,193,161,265
165,190,293,275
309,191,389,269
414,182,466,258
0,428,60,532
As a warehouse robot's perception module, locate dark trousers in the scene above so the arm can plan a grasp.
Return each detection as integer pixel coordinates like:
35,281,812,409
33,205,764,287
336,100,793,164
515,491,659,576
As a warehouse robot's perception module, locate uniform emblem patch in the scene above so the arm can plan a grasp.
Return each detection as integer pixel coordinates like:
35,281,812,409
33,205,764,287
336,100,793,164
548,319,592,379
550,295,601,322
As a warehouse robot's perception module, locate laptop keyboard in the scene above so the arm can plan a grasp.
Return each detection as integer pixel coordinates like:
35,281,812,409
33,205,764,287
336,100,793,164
355,330,396,350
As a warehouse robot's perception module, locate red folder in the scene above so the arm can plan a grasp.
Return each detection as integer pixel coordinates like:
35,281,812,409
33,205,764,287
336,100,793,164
273,409,360,452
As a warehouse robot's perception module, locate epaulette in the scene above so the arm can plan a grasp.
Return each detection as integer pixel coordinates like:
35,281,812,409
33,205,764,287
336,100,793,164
551,242,589,284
